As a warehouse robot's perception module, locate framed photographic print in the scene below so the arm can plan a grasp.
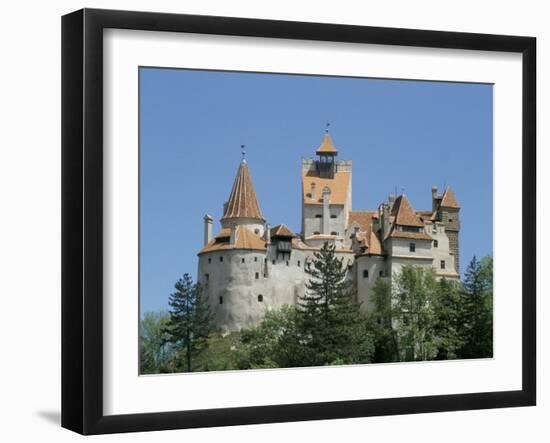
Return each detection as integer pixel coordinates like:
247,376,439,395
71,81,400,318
61,8,536,435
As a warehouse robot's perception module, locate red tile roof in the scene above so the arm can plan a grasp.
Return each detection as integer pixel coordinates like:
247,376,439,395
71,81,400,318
270,224,296,238
199,226,266,254
440,187,460,209
221,160,264,222
391,195,425,227
302,170,351,205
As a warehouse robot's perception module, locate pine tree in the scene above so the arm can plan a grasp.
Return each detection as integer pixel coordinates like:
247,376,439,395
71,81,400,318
162,273,214,372
298,242,373,365
458,256,493,358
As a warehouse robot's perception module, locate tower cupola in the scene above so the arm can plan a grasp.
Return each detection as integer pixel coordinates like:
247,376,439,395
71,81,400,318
315,125,338,179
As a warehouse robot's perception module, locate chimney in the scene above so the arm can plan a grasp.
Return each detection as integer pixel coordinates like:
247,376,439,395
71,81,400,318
203,214,213,246
388,194,396,209
265,223,271,244
310,182,316,200
229,223,237,245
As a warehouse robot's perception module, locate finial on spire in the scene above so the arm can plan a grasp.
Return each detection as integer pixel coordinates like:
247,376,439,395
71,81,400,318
325,121,330,134
240,144,246,162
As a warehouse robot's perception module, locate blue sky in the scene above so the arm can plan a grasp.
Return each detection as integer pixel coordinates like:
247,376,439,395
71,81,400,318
140,68,493,314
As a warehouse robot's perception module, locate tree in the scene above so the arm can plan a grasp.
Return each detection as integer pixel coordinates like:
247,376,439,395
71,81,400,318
432,278,464,360
369,278,399,363
139,311,172,374
392,266,438,361
297,242,374,365
458,256,493,358
236,306,306,369
162,273,214,372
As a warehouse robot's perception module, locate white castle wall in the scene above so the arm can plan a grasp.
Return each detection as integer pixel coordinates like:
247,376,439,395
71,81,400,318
198,246,355,331
354,255,386,310
386,237,433,276
429,223,458,274
302,204,347,238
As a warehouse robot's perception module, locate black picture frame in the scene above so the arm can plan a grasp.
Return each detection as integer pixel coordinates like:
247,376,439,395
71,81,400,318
61,8,536,435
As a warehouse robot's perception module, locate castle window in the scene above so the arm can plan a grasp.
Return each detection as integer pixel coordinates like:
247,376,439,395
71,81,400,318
255,272,259,279
449,218,453,223
379,270,384,277
330,214,337,219
441,260,446,269
272,259,276,265
314,231,320,235
204,273,209,282
434,240,439,248
286,261,289,266
409,243,416,253
306,193,312,198
257,294,263,302
315,214,322,218
363,269,369,278
254,256,258,262
241,257,245,263
219,296,223,305
208,258,211,264
297,260,301,267
254,229,260,234
219,256,223,262
331,231,338,236
264,258,267,264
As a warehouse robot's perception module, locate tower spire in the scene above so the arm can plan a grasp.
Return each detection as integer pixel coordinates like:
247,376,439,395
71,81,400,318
221,158,264,223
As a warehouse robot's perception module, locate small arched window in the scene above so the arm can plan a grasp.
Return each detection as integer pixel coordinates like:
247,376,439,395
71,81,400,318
257,294,263,302
363,269,368,278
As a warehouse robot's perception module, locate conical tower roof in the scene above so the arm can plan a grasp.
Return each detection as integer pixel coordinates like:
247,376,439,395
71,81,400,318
315,132,338,155
221,160,264,222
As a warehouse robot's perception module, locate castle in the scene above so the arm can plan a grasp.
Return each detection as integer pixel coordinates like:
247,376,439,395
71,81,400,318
197,131,461,332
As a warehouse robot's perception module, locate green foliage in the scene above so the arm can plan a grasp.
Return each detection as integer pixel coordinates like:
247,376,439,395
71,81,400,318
139,311,173,374
432,278,465,360
297,242,374,366
162,273,215,372
392,266,438,361
457,256,493,358
369,257,493,363
369,278,398,363
236,306,305,369
192,332,241,371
